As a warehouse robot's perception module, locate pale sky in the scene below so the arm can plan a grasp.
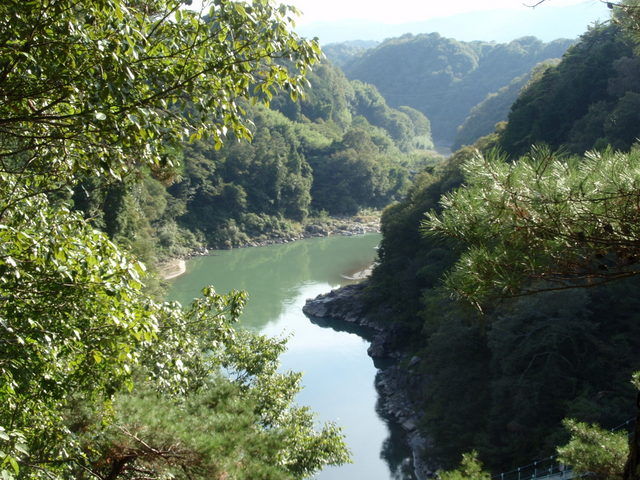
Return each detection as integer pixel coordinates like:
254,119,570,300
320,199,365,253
286,0,599,25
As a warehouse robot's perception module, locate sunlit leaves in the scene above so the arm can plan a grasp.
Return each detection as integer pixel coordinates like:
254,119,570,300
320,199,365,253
0,0,321,189
0,183,349,477
438,451,492,480
0,1,340,478
557,419,628,480
424,146,640,306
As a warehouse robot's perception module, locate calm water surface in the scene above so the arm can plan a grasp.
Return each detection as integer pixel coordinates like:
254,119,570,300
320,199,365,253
167,233,412,480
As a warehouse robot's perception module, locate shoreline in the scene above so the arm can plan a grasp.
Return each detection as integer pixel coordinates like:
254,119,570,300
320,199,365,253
159,259,186,280
159,215,381,281
302,283,435,480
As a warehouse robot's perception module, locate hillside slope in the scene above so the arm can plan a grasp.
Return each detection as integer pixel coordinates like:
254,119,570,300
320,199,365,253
340,34,573,145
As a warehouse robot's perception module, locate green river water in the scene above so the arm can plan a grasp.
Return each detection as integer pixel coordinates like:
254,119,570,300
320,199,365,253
167,233,413,480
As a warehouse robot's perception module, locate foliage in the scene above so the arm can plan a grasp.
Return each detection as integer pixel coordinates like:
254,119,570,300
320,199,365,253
557,419,629,480
420,314,490,464
94,59,432,253
0,0,321,191
0,184,156,477
170,104,313,246
499,24,640,156
67,289,350,480
361,5,640,477
367,133,498,324
438,451,491,480
453,59,560,150
0,0,355,478
366,131,640,471
350,81,433,151
424,146,640,307
307,125,410,215
83,378,348,480
321,40,378,68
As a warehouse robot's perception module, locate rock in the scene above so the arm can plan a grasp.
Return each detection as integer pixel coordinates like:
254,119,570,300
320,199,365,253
367,341,386,358
402,418,417,432
305,224,328,235
303,281,434,480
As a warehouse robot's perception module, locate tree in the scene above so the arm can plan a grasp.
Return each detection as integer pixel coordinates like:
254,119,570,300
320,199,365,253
557,419,629,480
422,145,640,477
424,146,640,307
437,451,492,480
0,1,352,478
0,0,320,195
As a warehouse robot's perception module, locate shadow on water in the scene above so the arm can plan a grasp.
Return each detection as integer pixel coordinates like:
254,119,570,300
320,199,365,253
377,403,418,480
169,233,419,479
307,315,377,341
168,234,382,331
307,314,395,370
306,314,417,480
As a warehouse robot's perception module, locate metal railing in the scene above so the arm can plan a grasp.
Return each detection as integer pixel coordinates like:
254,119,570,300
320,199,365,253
491,418,634,480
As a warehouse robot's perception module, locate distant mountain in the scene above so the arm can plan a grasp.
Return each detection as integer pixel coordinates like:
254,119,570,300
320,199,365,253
322,40,378,68
339,34,574,145
297,1,610,44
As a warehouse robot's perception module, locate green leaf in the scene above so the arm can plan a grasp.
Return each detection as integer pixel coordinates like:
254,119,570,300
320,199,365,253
7,458,18,475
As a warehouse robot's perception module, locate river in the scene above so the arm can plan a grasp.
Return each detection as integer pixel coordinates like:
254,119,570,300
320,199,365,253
167,233,414,480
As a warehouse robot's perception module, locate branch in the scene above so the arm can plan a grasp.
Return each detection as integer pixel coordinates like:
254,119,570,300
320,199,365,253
523,0,548,7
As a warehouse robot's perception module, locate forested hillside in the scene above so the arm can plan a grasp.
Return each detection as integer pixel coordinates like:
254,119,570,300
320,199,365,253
452,59,560,150
338,34,573,145
364,11,640,476
7,0,640,479
500,23,640,156
322,40,378,68
73,58,437,270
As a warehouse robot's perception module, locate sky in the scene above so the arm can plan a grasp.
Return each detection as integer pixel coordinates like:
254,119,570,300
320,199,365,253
286,0,604,25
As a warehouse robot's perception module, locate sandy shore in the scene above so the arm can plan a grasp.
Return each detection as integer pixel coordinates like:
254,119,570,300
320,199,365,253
159,259,186,280
340,265,374,281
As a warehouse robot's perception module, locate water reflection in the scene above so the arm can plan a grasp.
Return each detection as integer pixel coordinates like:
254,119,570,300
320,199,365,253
377,394,418,480
307,314,417,480
168,234,381,330
167,233,415,480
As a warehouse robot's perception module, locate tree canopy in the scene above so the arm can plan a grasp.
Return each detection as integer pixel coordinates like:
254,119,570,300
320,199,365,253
0,1,354,478
340,33,572,145
424,146,640,307
0,0,320,188
499,23,640,156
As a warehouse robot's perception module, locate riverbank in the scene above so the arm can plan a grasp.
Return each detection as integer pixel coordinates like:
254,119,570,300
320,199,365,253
158,259,186,280
239,212,380,248
303,283,436,480
159,213,381,280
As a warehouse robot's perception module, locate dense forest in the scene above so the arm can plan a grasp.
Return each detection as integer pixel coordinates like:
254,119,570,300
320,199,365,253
5,0,640,479
500,23,640,155
451,59,560,150
73,58,438,275
365,16,640,478
332,33,574,145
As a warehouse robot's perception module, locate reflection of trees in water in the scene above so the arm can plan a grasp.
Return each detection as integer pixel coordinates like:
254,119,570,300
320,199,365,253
307,315,377,342
376,381,418,480
305,305,418,479
175,234,382,330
